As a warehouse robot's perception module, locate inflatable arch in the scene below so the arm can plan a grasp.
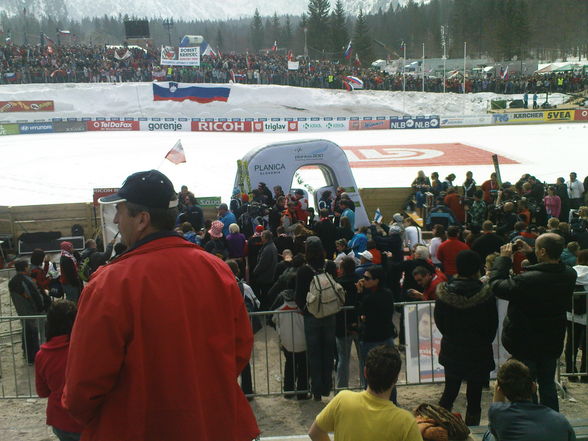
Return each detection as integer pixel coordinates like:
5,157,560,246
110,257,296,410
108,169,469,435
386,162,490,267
234,139,369,227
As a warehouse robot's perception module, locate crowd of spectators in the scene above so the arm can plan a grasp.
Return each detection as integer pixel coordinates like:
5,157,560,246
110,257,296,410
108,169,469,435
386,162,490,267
1,43,587,94
7,168,588,440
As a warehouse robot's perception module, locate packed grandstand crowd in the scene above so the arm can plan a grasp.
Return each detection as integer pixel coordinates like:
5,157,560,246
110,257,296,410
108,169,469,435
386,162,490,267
9,167,588,439
1,43,587,94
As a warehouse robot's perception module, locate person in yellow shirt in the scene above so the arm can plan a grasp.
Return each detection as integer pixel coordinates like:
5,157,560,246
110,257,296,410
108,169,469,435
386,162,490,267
308,345,423,441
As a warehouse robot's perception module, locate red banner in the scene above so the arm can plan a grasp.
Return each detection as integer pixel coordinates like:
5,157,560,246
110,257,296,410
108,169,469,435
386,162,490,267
575,109,588,121
349,120,391,130
87,121,139,131
0,100,55,112
93,188,119,206
191,121,252,132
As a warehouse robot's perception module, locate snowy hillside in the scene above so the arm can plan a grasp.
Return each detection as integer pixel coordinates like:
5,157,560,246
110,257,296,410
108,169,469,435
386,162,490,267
0,0,426,21
0,82,569,121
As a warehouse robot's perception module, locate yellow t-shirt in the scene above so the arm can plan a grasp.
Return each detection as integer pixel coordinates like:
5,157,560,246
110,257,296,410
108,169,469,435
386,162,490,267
315,390,423,441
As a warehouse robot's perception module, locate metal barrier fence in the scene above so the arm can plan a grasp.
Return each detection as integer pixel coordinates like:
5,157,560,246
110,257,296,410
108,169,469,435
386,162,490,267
0,294,585,399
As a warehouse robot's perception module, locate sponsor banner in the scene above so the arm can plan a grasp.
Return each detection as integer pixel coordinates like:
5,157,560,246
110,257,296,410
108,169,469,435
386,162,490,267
575,109,588,121
93,188,119,206
389,116,440,129
297,120,347,132
349,119,391,130
19,122,54,134
160,45,201,66
191,121,252,132
53,121,87,133
0,100,55,112
440,115,493,127
494,111,544,123
0,123,20,136
87,120,139,131
261,121,299,132
196,196,222,207
140,121,191,131
287,61,299,70
543,110,575,122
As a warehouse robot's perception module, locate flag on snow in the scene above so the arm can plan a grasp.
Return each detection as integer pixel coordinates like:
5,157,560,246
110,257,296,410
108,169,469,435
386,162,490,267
344,41,352,59
287,50,293,61
354,53,361,66
374,208,383,224
153,82,231,103
272,41,278,51
342,76,364,91
165,140,186,164
501,65,509,81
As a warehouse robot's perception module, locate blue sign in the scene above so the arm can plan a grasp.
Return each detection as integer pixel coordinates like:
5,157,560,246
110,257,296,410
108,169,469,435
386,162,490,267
390,116,440,129
18,122,54,134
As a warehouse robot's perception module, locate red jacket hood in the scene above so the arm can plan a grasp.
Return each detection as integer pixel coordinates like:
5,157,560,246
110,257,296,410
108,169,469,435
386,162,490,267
40,334,70,351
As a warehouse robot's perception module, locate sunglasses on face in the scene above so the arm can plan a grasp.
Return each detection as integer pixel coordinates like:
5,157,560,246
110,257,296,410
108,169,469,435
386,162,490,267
363,275,373,281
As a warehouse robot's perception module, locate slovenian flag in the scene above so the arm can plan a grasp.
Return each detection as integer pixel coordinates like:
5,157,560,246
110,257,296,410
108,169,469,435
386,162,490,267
344,41,352,59
153,82,231,103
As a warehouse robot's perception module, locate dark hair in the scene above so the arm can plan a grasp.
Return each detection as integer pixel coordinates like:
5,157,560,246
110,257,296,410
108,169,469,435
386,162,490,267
46,300,77,341
456,250,482,277
447,226,460,238
482,220,493,232
536,233,565,260
261,230,273,241
474,189,483,199
181,221,194,233
319,208,329,218
291,253,306,268
126,201,178,231
226,259,240,277
30,249,45,266
577,249,588,266
340,256,356,276
366,239,376,249
433,224,445,238
412,265,433,278
365,265,384,284
497,359,533,402
359,226,368,234
15,260,29,272
305,237,326,267
365,345,402,393
514,221,526,233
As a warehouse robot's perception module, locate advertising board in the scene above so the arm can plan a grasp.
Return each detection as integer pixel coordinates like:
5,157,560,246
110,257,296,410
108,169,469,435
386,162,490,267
191,121,253,132
19,122,54,134
390,116,440,129
543,110,575,121
0,123,20,136
87,121,140,131
53,121,87,133
0,100,55,112
349,119,390,130
140,121,191,131
575,109,588,121
296,120,347,132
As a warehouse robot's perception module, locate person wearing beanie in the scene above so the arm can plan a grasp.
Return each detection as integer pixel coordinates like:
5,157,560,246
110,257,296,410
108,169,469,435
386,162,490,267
434,249,498,426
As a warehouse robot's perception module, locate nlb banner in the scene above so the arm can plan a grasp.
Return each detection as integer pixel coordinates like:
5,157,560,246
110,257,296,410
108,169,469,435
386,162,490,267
0,100,55,112
576,109,588,121
87,121,139,131
390,116,440,129
140,121,191,131
19,122,54,134
0,123,20,136
191,121,253,132
349,119,390,130
160,45,201,66
544,110,575,121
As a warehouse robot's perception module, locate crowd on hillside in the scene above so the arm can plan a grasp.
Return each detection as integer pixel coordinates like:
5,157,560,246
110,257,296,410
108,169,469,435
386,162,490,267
7,169,588,440
1,43,587,94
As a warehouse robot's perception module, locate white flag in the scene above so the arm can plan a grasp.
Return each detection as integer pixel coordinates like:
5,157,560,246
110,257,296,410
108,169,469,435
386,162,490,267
374,208,383,224
165,139,186,164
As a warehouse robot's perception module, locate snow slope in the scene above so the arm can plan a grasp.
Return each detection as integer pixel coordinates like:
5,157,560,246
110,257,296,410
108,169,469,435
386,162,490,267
1,123,586,207
0,82,569,121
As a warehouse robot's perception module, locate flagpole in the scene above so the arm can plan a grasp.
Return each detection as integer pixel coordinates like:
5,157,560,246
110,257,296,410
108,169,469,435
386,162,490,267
422,42,425,92
402,42,406,113
442,28,446,93
463,41,467,116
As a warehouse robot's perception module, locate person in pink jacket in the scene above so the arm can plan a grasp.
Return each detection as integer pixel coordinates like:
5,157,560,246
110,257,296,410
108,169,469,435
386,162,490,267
35,300,83,441
543,186,561,219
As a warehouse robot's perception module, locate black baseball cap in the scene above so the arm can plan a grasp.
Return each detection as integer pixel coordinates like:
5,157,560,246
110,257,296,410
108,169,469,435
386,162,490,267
99,170,178,209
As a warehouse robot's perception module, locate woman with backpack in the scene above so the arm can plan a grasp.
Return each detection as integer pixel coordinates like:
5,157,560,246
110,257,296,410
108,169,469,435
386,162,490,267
295,236,339,401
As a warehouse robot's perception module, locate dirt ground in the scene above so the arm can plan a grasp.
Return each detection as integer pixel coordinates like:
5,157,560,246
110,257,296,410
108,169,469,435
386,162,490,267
1,275,587,440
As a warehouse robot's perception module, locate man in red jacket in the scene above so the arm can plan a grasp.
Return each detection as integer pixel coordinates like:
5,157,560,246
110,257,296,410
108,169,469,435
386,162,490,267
436,226,470,278
63,170,259,441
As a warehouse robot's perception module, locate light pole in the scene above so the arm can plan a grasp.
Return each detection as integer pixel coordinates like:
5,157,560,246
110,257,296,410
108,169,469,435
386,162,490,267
441,25,447,93
163,18,174,46
304,27,308,58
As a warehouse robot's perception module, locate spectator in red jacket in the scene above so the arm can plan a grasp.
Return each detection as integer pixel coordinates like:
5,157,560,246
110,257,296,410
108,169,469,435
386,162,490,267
437,226,470,277
35,300,83,441
410,265,447,300
444,187,465,224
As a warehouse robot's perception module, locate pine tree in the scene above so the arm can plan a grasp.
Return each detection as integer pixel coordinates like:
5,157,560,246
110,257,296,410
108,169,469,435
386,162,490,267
330,0,348,59
353,8,374,65
271,12,281,44
250,9,264,51
281,15,293,49
307,0,331,55
216,27,224,51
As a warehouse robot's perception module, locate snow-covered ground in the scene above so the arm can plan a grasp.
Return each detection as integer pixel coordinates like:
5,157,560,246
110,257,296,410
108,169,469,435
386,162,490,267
0,82,570,120
1,123,586,207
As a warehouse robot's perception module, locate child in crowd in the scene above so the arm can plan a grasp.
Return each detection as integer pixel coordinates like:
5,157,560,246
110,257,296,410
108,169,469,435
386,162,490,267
35,300,82,441
273,277,308,400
